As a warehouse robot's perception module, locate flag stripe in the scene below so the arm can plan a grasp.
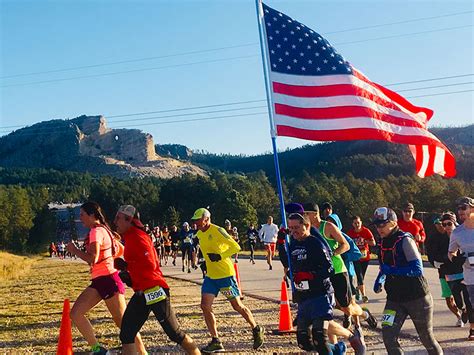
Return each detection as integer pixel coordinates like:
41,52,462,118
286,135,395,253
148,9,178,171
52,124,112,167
352,69,433,122
274,104,425,128
273,93,421,122
276,125,449,148
274,114,443,143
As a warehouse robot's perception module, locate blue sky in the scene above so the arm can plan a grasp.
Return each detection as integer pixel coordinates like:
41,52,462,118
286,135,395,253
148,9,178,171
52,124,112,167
1,0,472,155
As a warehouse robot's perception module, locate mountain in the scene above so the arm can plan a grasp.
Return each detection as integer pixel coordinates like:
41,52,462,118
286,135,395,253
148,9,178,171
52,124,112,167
163,125,474,181
0,115,205,179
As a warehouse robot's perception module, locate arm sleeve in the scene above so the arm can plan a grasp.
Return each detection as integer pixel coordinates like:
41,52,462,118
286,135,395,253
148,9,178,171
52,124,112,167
132,235,158,270
217,227,241,259
418,221,426,242
448,234,460,254
402,237,421,262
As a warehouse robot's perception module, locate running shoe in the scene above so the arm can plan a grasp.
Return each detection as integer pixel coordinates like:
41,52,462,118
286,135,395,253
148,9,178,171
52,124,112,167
349,329,367,355
201,338,225,353
461,310,469,324
469,328,474,341
330,340,347,355
269,265,273,270
187,268,191,273
362,296,369,303
182,266,185,272
343,314,351,329
252,325,265,350
362,307,377,329
173,260,176,266
252,260,255,265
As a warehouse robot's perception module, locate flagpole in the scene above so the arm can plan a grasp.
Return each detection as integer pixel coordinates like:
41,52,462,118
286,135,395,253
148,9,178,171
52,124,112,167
255,0,294,293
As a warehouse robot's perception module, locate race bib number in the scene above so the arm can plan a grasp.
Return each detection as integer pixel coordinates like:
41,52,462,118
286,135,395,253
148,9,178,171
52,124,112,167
433,261,443,269
468,252,474,266
219,286,236,299
184,237,191,243
360,249,368,258
382,309,396,327
144,286,167,305
295,280,310,291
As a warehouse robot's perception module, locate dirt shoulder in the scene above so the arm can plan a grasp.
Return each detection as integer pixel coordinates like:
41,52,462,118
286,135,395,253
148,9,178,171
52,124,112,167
0,257,467,354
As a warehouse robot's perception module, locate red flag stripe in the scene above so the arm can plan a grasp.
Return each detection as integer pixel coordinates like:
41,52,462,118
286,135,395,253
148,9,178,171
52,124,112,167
273,93,423,123
273,82,412,116
274,104,425,129
352,69,433,122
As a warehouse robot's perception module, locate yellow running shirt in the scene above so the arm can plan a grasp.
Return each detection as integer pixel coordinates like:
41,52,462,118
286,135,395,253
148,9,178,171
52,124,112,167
197,223,241,279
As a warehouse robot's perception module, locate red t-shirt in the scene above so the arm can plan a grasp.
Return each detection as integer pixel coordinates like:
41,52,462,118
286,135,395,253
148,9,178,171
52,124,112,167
397,218,426,244
123,226,169,292
347,226,374,262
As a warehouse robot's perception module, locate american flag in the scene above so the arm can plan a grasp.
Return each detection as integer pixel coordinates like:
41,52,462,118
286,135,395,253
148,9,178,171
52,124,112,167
260,2,456,178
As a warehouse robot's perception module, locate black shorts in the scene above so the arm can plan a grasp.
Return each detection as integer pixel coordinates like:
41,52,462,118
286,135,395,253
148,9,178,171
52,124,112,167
171,243,179,252
164,245,171,253
330,272,352,308
120,289,186,345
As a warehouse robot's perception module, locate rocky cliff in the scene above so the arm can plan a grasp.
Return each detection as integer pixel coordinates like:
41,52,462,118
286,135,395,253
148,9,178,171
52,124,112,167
0,115,206,179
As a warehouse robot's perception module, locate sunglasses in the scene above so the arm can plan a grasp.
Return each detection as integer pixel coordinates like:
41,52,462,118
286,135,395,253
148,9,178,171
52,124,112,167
375,222,389,229
457,205,470,211
442,222,453,227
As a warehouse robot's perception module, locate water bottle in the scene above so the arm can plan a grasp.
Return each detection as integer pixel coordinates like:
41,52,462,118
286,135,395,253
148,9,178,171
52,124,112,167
374,272,386,294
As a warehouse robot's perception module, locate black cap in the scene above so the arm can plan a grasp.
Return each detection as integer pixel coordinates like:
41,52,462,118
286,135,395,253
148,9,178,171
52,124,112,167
456,196,474,207
403,202,415,210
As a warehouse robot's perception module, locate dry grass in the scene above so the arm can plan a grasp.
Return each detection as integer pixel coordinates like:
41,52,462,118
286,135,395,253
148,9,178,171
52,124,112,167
0,251,36,282
0,257,302,354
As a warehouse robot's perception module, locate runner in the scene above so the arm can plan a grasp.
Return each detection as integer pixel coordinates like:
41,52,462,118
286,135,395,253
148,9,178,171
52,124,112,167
373,207,442,354
180,222,194,273
191,208,264,353
397,202,426,252
287,212,335,354
282,204,366,354
448,196,474,341
231,226,240,264
347,216,376,303
113,205,199,355
162,226,171,265
191,222,200,269
246,224,258,264
258,216,279,270
302,203,377,332
425,216,461,325
66,201,146,355
170,225,180,266
441,212,474,332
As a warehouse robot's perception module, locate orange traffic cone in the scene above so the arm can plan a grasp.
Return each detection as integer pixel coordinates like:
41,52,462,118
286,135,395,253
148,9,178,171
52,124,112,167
233,262,244,299
57,299,73,355
272,278,296,335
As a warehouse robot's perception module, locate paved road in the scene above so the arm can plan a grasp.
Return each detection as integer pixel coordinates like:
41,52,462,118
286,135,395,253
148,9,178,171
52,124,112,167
162,255,472,354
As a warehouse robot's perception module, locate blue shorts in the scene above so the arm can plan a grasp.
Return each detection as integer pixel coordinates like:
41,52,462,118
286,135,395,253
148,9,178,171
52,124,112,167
297,293,335,322
202,276,240,300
